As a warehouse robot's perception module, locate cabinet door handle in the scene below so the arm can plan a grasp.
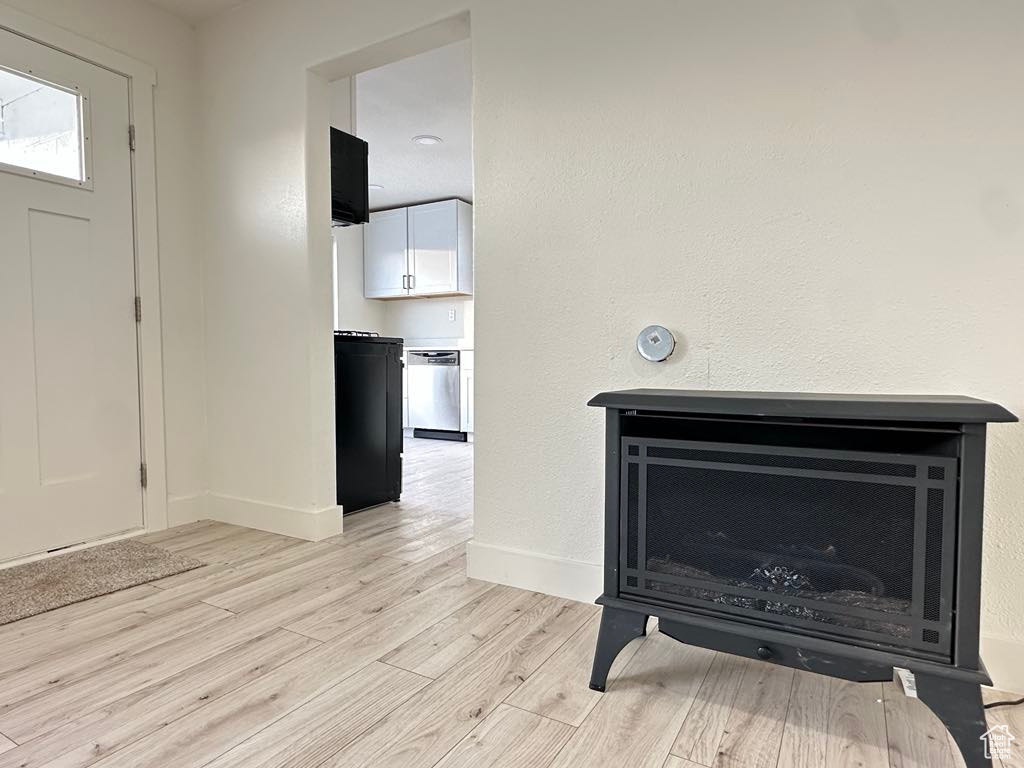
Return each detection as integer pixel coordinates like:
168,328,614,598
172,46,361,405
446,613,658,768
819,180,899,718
409,274,415,290
402,274,408,290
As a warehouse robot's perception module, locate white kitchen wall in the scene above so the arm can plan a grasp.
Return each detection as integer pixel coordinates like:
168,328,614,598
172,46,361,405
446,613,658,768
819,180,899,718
197,0,1024,689
334,226,387,333
329,76,353,131
2,0,206,522
384,297,473,346
330,76,386,334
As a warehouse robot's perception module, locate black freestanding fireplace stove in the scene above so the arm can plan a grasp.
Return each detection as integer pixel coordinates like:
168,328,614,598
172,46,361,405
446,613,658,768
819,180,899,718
587,389,1015,768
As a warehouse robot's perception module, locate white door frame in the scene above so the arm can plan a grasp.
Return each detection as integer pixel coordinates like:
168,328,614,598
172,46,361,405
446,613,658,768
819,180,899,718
0,4,169,532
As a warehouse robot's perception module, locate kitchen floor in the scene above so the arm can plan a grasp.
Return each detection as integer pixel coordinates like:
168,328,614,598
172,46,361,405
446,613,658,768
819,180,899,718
400,435,474,522
0,437,1016,768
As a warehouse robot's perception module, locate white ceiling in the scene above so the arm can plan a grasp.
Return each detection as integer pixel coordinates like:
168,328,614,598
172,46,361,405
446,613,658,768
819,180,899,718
356,39,472,211
144,0,243,25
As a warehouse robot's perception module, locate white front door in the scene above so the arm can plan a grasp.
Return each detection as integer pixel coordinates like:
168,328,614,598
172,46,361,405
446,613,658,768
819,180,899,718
0,28,143,562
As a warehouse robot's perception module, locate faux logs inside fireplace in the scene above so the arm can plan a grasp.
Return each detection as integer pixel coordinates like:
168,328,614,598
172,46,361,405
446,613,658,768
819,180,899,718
587,389,1016,768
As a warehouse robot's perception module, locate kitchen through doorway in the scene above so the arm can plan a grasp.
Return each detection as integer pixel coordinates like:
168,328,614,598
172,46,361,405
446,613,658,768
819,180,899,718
330,34,474,531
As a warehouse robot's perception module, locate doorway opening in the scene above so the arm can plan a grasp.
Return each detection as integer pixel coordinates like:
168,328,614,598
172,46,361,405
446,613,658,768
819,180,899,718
325,21,474,547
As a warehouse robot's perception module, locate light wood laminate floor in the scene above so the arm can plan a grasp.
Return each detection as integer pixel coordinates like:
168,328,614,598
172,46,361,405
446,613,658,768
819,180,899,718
0,437,1019,768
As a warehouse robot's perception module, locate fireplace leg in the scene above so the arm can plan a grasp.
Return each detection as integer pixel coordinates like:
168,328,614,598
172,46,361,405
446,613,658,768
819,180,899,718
914,672,992,768
589,606,648,692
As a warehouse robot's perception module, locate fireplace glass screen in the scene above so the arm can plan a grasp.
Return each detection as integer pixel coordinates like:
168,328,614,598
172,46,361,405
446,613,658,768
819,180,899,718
621,438,956,657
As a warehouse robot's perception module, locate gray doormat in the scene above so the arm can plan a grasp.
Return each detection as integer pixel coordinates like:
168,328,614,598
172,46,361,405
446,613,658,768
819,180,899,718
0,539,204,626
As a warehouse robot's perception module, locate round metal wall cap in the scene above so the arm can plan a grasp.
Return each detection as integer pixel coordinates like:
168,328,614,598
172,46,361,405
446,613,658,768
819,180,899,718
637,325,676,363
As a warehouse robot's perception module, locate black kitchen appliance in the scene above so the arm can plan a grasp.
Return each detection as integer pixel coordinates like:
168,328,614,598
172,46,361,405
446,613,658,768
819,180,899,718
334,332,403,513
587,389,1016,768
330,128,369,226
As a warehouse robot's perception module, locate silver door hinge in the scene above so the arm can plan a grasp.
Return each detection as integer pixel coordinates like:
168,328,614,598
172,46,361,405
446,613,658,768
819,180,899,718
134,296,142,322
140,462,148,489
128,124,136,152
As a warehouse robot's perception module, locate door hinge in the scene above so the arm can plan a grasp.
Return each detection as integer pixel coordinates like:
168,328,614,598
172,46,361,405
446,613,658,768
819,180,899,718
134,296,142,322
140,462,148,489
128,124,136,152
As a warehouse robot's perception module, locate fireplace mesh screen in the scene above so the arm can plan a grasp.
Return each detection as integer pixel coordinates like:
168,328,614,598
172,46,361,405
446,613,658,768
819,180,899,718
621,439,955,657
923,488,945,623
626,464,639,572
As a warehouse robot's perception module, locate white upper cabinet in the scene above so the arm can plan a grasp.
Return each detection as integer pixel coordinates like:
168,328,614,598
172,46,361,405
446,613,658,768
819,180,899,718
363,207,409,298
363,199,472,299
408,200,472,296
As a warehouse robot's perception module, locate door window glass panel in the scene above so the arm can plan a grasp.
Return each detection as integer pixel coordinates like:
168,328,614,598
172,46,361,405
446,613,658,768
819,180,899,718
0,66,83,181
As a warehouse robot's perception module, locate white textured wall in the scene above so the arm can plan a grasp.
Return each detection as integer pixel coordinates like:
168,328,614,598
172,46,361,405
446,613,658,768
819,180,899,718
199,8,322,511
4,0,206,511
196,0,1024,685
475,2,1024,544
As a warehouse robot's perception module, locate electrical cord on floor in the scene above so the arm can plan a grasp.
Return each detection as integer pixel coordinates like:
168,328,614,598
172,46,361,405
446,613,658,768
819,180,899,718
984,696,1024,709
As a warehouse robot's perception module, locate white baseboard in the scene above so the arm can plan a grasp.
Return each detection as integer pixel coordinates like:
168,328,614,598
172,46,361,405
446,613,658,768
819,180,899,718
466,541,602,603
166,494,206,528
204,493,343,541
982,634,1024,694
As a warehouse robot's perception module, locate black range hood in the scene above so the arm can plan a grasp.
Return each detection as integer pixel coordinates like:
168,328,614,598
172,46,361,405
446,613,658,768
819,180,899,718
331,127,369,226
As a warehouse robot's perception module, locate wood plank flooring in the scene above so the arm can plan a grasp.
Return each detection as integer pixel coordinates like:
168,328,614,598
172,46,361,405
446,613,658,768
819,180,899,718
0,437,1018,768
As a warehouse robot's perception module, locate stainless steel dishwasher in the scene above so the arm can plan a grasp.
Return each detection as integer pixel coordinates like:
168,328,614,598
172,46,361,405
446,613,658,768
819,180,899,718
407,350,463,439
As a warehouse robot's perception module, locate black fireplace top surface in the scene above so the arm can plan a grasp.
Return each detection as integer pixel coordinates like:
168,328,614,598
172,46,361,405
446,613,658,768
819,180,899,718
588,389,1016,424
